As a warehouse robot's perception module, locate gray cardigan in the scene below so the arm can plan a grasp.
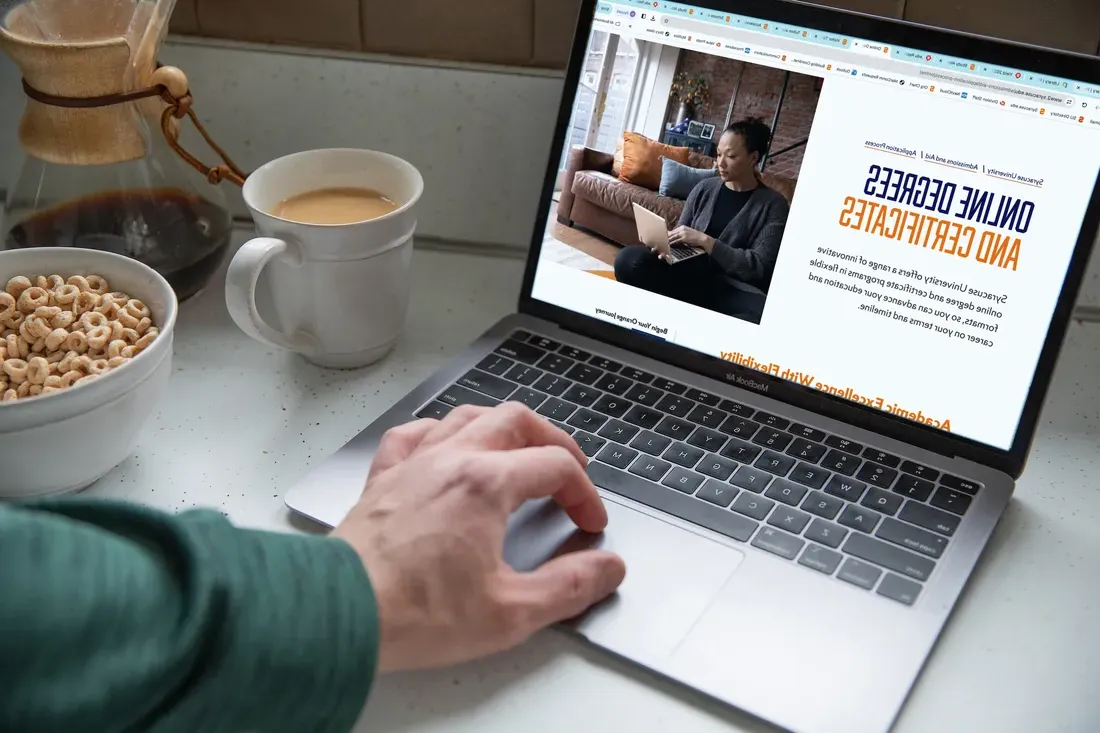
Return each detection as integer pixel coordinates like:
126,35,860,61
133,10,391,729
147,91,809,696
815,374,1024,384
678,178,790,293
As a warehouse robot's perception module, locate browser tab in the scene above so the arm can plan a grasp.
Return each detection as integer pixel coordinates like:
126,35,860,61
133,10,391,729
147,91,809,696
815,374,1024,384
890,46,927,64
851,39,890,56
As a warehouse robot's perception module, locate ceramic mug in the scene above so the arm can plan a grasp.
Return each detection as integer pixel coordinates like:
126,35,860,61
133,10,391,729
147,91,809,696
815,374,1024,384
226,149,424,369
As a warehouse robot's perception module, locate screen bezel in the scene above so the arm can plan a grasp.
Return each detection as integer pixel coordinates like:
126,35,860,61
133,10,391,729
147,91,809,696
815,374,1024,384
519,0,1100,479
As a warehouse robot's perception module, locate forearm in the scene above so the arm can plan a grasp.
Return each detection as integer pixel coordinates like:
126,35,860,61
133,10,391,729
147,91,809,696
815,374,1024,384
0,501,378,733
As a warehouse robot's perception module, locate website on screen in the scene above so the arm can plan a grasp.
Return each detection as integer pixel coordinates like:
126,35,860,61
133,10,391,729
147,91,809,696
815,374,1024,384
531,0,1100,450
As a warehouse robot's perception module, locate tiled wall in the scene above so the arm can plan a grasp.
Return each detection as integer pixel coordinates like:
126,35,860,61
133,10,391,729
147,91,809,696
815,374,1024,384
170,0,1100,67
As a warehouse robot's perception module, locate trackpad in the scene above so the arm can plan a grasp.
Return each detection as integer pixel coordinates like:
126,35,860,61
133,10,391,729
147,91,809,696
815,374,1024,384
503,496,745,665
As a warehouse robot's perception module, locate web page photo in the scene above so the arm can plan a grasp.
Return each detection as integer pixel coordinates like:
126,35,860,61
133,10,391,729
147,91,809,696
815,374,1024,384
532,3,1100,451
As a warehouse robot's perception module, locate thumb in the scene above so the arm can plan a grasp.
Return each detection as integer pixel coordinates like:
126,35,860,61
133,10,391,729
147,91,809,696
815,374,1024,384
512,550,626,632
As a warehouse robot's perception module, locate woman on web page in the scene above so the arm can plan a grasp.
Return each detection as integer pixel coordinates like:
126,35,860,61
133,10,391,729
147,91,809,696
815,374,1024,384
614,118,790,325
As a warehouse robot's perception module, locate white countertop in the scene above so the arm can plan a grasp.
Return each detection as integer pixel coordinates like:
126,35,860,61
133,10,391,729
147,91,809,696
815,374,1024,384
89,233,1100,733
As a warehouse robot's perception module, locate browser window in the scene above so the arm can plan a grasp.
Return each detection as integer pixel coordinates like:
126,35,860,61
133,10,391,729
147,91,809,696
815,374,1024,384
532,0,1100,450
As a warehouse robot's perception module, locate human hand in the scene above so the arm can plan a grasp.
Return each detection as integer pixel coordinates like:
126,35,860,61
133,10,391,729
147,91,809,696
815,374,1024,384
333,403,627,673
669,225,714,252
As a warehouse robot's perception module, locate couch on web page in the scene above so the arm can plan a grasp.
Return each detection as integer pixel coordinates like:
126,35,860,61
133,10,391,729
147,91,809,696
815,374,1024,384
533,2,1100,450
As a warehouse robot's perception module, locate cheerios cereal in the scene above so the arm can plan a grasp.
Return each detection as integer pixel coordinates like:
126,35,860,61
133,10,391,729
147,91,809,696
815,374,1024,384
0,274,161,402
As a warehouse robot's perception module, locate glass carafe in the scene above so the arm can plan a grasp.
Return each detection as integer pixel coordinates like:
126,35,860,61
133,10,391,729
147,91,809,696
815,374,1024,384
0,0,234,301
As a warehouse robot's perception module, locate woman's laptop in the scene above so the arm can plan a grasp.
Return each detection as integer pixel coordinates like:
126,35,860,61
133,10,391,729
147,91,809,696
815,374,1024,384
632,203,705,264
285,1,1100,732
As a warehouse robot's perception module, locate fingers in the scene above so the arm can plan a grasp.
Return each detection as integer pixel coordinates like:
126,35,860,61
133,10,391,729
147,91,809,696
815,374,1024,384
410,404,495,452
369,419,439,478
449,402,587,466
505,550,626,633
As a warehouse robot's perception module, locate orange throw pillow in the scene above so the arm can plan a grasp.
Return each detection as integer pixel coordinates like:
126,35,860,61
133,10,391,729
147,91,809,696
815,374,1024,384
618,132,691,190
612,136,625,178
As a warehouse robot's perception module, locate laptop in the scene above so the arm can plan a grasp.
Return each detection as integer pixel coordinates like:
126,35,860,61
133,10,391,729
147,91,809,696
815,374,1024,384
286,1,1100,731
632,202,706,263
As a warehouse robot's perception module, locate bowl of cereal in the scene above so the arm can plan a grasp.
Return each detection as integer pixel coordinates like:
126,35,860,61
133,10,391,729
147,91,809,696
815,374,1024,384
0,247,177,498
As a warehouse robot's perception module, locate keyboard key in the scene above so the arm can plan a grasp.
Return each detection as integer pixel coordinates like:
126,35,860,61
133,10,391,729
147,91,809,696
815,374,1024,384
495,339,545,364
766,479,808,507
656,394,694,417
528,335,562,351
458,370,516,400
662,467,706,495
687,426,727,453
754,451,796,476
623,405,663,430
562,384,599,407
653,378,687,394
697,453,738,481
438,384,499,409
596,444,638,470
684,388,721,406
589,356,623,372
720,438,761,464
825,436,864,455
663,443,704,468
416,401,453,420
592,394,630,418
655,416,694,441
799,545,843,575
630,431,672,456
629,456,672,482
573,432,606,458
620,367,655,383
752,429,793,451
719,415,760,439
625,384,663,407
510,330,534,341
862,448,900,468
824,475,867,502
719,399,755,418
505,364,542,386
898,501,960,537
901,461,939,482
588,462,758,542
940,474,981,495
786,438,828,463
838,504,882,533
533,374,571,396
508,387,546,410
802,491,844,520
552,421,575,435
731,466,773,493
567,409,607,433
594,372,633,396
861,488,903,516
805,518,848,549
753,412,790,430
837,558,883,590
477,354,514,376
856,462,898,488
843,533,936,582
752,527,805,560
821,450,861,476
893,474,934,502
877,574,922,606
598,419,640,444
790,462,830,490
565,363,602,385
930,487,972,516
696,480,737,507
876,518,949,559
732,492,775,520
789,423,827,442
559,345,592,361
537,398,576,421
686,405,728,429
537,353,574,375
768,506,812,534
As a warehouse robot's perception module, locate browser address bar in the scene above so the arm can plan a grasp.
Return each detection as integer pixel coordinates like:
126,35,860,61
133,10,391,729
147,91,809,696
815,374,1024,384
916,69,1072,106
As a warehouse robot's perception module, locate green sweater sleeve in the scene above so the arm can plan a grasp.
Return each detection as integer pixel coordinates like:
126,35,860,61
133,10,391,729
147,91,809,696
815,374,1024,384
0,500,379,733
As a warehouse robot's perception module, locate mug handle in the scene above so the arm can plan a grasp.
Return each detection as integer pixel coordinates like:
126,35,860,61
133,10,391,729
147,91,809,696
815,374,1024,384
225,237,315,355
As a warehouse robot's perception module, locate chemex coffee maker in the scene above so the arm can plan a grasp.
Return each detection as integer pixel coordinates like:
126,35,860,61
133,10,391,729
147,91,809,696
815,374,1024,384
0,0,248,300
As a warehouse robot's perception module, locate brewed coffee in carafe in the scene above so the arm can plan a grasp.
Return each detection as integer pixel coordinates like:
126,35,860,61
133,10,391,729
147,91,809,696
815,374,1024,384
0,0,234,301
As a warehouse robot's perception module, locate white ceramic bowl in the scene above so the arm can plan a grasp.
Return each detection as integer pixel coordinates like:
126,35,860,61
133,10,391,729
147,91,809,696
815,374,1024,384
0,248,177,499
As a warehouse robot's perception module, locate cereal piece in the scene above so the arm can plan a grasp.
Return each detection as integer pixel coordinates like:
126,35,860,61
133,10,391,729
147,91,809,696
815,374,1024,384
46,349,64,365
1,389,16,402
67,275,90,291
3,358,28,384
30,338,46,354
16,380,30,398
45,328,69,353
88,359,109,375
17,286,50,314
79,311,108,331
9,335,29,360
72,291,100,315
119,327,139,345
117,309,140,329
0,378,6,393
135,316,152,335
133,330,158,352
23,315,53,341
3,311,24,331
0,292,14,321
6,276,31,299
34,305,61,321
44,274,65,291
107,339,128,360
54,284,79,306
120,345,136,359
74,374,99,388
110,320,124,342
57,350,77,373
84,275,109,294
26,356,49,385
50,310,76,330
86,325,111,352
41,385,59,395
125,299,151,320
107,356,128,369
95,300,121,320
60,370,82,388
28,384,42,396
44,375,61,389
70,355,92,374
64,331,88,354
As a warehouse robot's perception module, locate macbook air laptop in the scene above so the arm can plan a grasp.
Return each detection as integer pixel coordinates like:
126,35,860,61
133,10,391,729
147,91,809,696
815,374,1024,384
632,202,706,263
286,1,1100,731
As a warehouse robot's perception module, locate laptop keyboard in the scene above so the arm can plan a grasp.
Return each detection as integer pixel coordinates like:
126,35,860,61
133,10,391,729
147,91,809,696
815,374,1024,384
416,331,981,607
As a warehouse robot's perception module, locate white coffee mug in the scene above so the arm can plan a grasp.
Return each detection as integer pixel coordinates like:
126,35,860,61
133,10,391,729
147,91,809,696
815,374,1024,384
226,148,424,369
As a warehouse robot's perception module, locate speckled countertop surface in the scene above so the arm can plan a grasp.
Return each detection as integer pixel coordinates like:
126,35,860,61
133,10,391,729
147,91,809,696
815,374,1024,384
88,233,1100,733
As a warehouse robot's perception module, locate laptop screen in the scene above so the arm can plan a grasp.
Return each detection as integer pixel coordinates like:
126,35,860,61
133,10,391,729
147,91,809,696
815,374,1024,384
530,0,1100,452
